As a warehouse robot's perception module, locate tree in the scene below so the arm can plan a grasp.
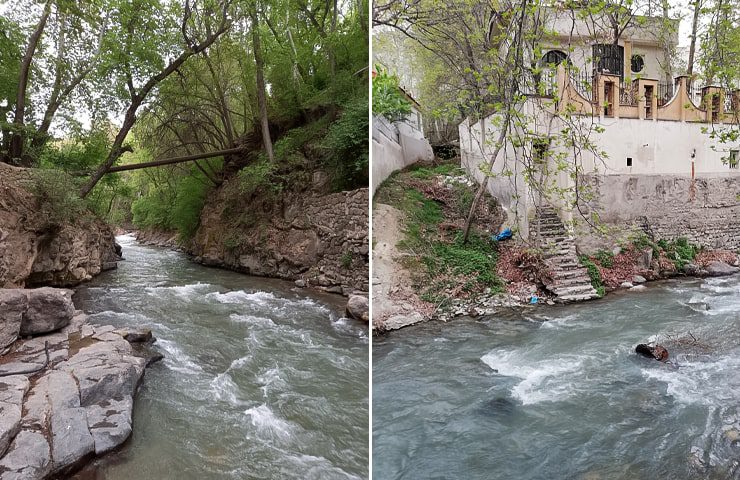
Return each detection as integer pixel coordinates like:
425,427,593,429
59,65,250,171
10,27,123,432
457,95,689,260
250,1,274,162
79,0,233,198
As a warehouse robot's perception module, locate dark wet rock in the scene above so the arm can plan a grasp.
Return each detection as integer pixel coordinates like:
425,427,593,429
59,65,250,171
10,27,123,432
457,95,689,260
682,263,703,276
636,343,669,362
118,328,153,344
704,261,740,277
345,295,369,322
20,288,75,336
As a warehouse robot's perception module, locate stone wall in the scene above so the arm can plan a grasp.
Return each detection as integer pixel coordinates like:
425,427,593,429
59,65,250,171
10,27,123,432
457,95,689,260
190,182,369,296
577,174,740,251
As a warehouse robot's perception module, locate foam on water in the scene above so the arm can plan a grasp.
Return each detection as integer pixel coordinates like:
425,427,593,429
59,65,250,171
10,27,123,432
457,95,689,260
481,348,587,404
538,313,581,329
205,290,276,304
210,372,245,406
157,338,204,375
243,404,294,442
146,282,213,298
641,354,740,406
257,367,287,397
229,313,275,327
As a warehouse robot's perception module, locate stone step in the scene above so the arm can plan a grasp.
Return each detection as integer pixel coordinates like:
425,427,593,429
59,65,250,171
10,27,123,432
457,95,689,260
551,284,597,295
552,269,590,280
553,279,593,289
556,293,599,303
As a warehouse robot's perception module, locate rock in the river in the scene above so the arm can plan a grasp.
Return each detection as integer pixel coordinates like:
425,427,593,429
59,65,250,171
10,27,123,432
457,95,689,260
635,343,669,361
0,291,27,349
0,430,52,479
86,395,133,454
632,275,646,284
345,295,369,322
682,262,702,276
620,282,633,288
704,261,740,277
20,288,75,336
0,316,159,478
51,407,95,472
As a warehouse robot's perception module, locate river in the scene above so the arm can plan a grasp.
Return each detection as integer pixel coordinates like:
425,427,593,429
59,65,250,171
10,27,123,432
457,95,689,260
373,275,740,479
71,234,368,479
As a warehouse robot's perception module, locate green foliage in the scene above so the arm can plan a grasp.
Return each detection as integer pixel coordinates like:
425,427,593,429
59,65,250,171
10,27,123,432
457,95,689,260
579,255,605,298
238,159,280,197
657,237,699,269
31,169,90,226
341,251,353,269
131,165,212,241
323,96,369,190
372,70,412,122
594,249,614,268
428,233,502,289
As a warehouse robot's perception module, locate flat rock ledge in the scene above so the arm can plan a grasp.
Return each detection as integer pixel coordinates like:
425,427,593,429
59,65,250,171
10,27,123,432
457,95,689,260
0,290,160,479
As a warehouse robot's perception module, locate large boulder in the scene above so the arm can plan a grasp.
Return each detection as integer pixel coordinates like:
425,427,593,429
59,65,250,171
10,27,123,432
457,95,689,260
0,290,27,349
0,430,52,479
50,407,95,471
20,288,75,336
345,295,369,322
704,261,740,277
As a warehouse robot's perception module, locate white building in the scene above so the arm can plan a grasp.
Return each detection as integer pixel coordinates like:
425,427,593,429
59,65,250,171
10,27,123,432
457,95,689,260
460,8,740,249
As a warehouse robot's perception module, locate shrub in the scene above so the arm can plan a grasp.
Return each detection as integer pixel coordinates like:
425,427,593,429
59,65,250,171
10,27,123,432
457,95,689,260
372,69,412,122
31,169,90,226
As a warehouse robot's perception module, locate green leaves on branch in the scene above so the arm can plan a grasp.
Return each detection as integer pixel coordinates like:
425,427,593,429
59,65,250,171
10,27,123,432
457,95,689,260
372,69,412,122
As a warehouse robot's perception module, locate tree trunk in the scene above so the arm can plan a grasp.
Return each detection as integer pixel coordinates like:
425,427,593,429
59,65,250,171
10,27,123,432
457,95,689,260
687,0,701,79
10,0,52,162
79,11,230,198
461,109,512,243
660,0,673,84
251,4,274,162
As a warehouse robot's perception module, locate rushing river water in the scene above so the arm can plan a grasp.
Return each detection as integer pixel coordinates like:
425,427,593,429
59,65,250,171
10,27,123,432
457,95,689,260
71,234,368,479
374,275,740,479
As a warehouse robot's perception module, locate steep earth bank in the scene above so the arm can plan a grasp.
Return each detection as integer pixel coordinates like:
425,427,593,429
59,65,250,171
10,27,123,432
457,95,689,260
136,183,369,297
0,163,119,289
0,287,159,479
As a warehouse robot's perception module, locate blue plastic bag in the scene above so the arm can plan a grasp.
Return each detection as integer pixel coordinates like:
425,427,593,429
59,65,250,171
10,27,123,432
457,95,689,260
495,228,512,241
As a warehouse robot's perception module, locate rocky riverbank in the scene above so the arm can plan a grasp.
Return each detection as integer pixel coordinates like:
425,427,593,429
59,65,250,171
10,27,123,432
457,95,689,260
0,288,160,479
131,185,369,300
0,163,120,289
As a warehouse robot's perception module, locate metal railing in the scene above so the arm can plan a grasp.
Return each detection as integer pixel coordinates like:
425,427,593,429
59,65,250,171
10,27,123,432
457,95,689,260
657,82,675,106
619,81,638,106
568,69,593,102
724,89,737,113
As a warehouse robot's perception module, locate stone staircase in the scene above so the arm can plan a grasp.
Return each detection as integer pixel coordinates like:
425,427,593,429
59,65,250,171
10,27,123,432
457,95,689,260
533,206,599,302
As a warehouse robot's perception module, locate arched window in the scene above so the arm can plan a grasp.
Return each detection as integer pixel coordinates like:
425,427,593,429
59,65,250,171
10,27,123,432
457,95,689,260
541,50,569,67
631,54,645,73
